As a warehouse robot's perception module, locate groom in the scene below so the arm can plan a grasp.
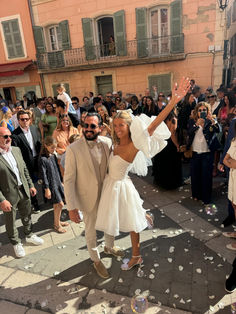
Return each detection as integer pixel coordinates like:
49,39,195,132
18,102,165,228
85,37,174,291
64,112,123,278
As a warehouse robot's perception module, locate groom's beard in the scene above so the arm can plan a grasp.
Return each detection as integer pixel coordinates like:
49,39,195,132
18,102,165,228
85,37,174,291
83,130,100,141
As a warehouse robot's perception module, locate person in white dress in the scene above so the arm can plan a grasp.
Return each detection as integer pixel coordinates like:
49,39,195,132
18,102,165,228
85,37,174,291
223,124,236,250
95,77,191,270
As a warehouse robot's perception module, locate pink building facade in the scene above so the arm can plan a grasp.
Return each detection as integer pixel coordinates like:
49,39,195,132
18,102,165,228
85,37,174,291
0,0,43,104
31,0,226,99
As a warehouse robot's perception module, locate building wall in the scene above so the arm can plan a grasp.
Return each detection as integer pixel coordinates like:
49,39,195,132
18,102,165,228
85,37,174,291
0,0,43,102
31,0,225,98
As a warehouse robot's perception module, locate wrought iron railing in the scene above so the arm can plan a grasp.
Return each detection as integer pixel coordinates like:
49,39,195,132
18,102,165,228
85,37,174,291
36,34,184,70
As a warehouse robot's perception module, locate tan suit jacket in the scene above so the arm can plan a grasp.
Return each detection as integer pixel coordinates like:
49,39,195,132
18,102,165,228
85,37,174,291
64,135,112,212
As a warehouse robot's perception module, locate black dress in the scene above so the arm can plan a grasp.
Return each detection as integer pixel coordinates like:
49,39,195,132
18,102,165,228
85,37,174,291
39,154,64,203
152,138,182,189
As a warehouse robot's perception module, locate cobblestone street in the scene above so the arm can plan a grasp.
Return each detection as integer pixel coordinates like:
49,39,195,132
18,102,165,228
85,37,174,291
0,171,235,314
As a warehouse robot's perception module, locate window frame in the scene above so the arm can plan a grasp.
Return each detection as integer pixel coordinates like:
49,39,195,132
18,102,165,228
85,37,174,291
148,6,170,56
148,6,170,39
0,14,26,60
46,24,62,52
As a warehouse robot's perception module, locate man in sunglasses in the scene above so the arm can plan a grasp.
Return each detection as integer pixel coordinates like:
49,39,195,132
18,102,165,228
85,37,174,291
12,110,41,213
0,127,44,258
64,112,123,279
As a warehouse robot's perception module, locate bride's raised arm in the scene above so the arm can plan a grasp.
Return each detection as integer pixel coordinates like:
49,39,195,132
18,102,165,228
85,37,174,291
148,77,191,136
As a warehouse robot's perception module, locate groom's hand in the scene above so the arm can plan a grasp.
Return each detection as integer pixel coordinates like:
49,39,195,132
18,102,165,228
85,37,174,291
69,209,81,223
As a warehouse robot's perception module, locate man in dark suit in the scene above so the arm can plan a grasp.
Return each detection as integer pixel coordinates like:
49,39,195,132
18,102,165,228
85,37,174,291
71,96,86,122
0,127,43,258
12,110,41,213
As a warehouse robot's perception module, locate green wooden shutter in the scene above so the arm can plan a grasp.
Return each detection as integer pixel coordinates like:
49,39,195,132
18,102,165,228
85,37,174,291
82,18,96,60
114,10,127,56
136,8,148,58
2,19,24,58
33,26,46,53
52,84,58,97
170,0,184,53
223,40,228,59
48,51,65,68
148,74,171,97
59,20,71,50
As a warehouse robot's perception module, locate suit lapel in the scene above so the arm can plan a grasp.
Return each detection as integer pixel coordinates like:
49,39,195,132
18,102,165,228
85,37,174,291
18,128,32,151
30,126,37,146
0,149,18,177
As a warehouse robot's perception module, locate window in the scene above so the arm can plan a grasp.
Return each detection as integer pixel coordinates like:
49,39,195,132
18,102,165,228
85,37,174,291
0,17,25,59
150,7,169,55
148,73,171,97
48,25,62,51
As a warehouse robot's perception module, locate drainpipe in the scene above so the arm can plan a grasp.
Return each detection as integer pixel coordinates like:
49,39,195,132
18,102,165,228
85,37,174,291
27,0,46,97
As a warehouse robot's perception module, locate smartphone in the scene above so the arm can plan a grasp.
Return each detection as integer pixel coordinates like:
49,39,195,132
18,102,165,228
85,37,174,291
200,111,207,119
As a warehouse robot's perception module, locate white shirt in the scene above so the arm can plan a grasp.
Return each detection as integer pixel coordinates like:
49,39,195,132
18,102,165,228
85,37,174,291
210,101,220,114
1,148,22,185
75,108,81,121
39,108,46,114
20,127,37,157
57,92,76,114
192,126,210,153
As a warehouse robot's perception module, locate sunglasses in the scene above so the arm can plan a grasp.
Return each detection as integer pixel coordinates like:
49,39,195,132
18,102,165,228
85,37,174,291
83,123,98,129
159,95,165,97
0,135,12,139
198,108,207,112
72,102,77,105
19,118,30,121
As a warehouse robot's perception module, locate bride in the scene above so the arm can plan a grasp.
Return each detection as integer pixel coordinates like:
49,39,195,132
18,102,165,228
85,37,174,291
95,77,190,270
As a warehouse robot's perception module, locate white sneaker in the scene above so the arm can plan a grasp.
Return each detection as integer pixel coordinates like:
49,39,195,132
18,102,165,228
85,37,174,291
25,234,44,246
13,243,25,258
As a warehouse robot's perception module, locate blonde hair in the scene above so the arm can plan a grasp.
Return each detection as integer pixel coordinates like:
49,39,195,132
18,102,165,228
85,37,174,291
192,101,210,121
112,110,132,145
57,114,73,131
56,83,66,93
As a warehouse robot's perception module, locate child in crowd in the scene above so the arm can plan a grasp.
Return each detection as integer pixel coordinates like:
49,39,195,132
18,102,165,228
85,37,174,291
38,136,69,233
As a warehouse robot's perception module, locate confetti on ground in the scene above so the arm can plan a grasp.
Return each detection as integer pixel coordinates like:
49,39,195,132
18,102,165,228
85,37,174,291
169,246,175,253
209,295,215,299
150,269,155,273
149,274,155,279
196,268,202,274
178,265,184,271
186,299,191,303
154,263,159,267
174,294,179,299
167,258,173,263
46,285,51,290
184,248,189,252
53,271,60,276
180,299,185,304
89,289,95,295
165,289,170,294
118,278,123,283
152,248,157,252
209,305,215,312
135,289,141,295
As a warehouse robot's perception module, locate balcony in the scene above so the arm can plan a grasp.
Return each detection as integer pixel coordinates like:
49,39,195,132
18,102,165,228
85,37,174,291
36,34,184,72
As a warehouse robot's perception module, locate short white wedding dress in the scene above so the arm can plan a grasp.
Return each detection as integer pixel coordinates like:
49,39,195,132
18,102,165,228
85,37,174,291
95,114,171,237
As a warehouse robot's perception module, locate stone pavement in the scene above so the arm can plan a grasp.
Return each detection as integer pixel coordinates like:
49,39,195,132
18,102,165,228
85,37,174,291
0,171,235,314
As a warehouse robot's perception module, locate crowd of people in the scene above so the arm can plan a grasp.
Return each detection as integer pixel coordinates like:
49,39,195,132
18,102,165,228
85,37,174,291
0,77,236,292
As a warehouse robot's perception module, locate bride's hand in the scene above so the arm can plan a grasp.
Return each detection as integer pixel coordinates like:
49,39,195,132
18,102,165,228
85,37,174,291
171,77,191,105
